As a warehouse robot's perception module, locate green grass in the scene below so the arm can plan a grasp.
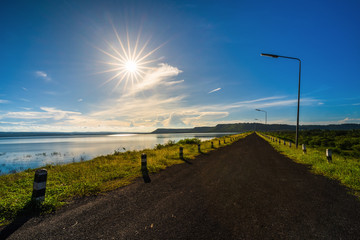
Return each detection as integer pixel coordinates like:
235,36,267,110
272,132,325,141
258,132,360,199
0,133,250,226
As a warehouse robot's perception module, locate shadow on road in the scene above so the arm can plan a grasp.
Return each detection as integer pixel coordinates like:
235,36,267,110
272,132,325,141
0,201,40,239
141,168,151,183
180,157,193,165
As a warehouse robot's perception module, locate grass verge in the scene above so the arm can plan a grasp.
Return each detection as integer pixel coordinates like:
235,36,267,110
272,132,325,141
257,132,360,199
0,133,250,226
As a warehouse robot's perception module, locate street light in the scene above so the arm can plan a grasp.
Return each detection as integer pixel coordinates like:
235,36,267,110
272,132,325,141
261,53,301,148
255,109,267,124
254,119,259,132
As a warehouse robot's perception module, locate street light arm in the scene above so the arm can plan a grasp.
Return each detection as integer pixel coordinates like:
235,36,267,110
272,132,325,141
261,53,301,62
255,109,267,124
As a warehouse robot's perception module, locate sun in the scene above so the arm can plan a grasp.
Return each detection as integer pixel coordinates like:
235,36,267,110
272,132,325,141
96,25,164,90
125,60,137,73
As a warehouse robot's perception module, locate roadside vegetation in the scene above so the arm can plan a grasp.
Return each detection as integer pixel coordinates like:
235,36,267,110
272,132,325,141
266,130,360,158
0,133,250,226
258,132,360,199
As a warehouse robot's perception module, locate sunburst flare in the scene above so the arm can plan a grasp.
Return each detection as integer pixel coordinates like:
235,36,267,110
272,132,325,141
96,25,164,90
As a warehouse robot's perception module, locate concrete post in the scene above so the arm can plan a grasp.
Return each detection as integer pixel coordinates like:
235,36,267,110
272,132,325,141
32,169,47,202
141,153,147,169
302,144,306,153
326,149,332,162
179,147,183,159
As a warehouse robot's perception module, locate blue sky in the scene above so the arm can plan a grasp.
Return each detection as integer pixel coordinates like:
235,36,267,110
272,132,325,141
1,0,360,132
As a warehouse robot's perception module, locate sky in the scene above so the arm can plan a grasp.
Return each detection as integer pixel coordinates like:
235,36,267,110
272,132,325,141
1,0,360,132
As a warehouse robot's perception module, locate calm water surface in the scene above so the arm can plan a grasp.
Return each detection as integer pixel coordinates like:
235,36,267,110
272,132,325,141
0,133,234,175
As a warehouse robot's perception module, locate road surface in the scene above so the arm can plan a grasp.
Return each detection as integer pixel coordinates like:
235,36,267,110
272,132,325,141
2,133,360,239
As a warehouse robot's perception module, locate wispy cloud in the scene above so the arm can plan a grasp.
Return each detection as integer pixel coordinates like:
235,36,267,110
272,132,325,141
22,87,28,91
1,107,81,121
163,80,184,86
125,63,182,96
208,88,221,94
0,99,9,104
202,96,319,111
78,99,83,102
35,70,52,82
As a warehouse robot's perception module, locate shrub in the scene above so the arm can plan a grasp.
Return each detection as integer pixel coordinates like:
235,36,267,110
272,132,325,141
177,138,201,145
155,140,176,150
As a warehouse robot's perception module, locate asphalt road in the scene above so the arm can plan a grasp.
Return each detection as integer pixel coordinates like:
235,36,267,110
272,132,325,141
2,133,360,239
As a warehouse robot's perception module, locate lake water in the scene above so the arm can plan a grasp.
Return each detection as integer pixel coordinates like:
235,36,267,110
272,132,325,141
0,132,235,175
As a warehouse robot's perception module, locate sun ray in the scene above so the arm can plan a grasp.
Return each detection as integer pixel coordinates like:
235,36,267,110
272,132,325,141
95,46,123,63
101,70,125,86
97,25,165,91
133,27,142,61
134,38,151,61
105,41,128,63
94,67,123,75
136,42,166,63
126,28,132,60
112,24,130,60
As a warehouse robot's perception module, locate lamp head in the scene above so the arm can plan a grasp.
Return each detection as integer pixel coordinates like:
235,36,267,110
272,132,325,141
261,53,279,58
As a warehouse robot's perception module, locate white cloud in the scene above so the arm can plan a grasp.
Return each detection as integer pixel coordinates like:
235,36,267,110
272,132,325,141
162,113,188,127
22,87,28,91
35,70,52,82
203,96,320,111
0,99,9,104
338,117,360,124
1,107,81,121
163,80,184,86
208,88,221,94
125,63,182,96
78,99,83,102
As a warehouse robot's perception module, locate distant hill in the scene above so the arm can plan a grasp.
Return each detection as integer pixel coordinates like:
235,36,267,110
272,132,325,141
151,123,360,133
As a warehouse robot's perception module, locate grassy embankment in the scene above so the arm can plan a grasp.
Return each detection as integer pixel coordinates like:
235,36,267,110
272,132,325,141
257,132,360,198
0,133,250,226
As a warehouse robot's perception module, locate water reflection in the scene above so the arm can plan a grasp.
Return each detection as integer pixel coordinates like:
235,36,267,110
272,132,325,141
0,133,235,175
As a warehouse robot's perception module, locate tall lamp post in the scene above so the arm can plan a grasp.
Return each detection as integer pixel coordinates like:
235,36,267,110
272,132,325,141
255,109,267,124
261,53,301,148
254,118,259,132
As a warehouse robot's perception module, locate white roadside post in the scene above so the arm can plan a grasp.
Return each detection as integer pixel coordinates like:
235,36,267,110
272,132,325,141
179,147,183,159
141,153,147,169
302,144,307,153
326,149,332,162
32,169,48,202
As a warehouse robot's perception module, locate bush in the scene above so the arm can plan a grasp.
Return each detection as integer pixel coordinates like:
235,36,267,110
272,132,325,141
155,140,176,150
336,138,352,150
177,138,201,145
